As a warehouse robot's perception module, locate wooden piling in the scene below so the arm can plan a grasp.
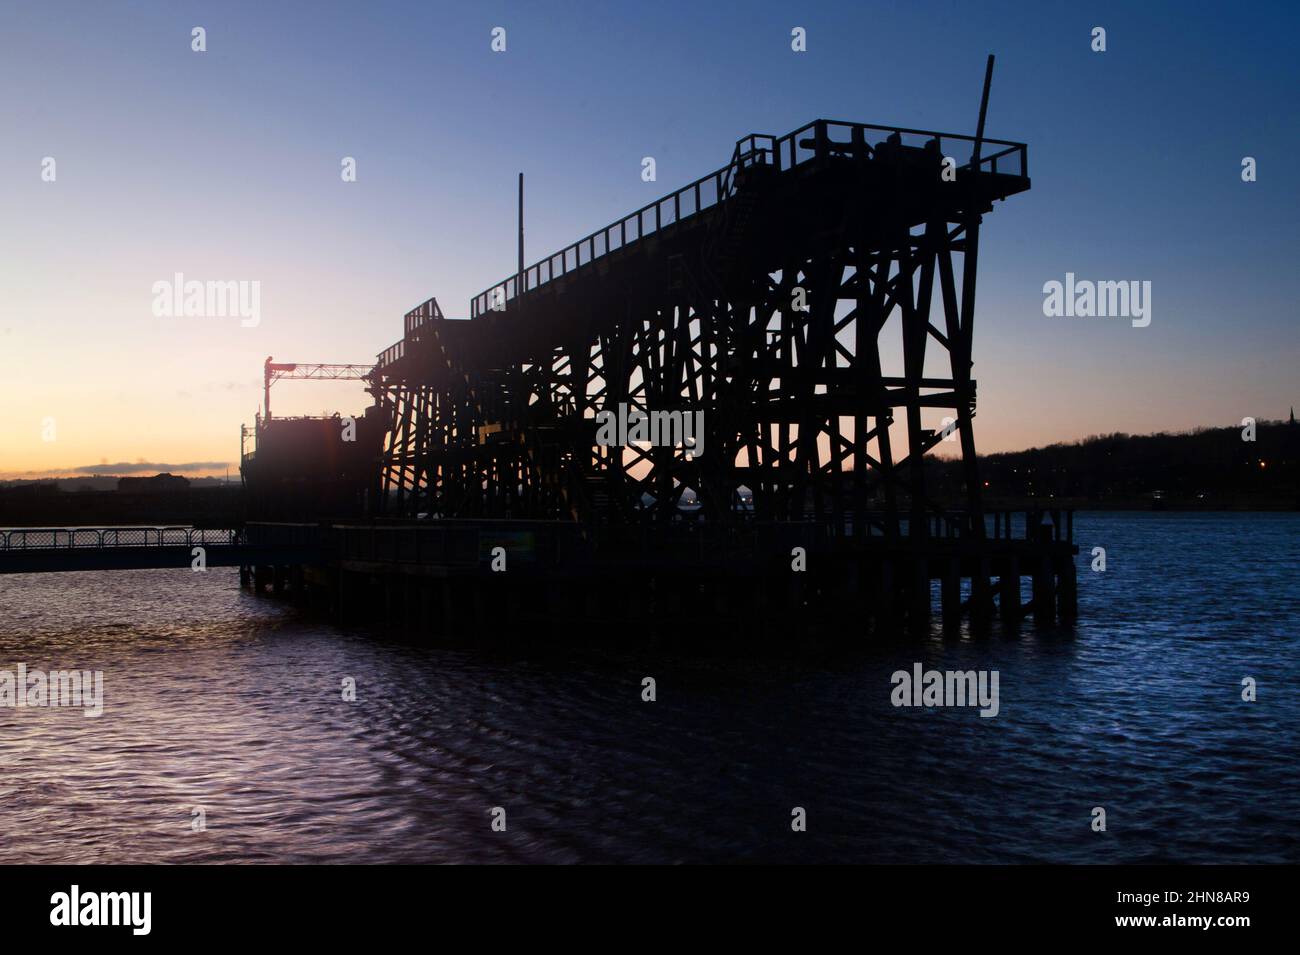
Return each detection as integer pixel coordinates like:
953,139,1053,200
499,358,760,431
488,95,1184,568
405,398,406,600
1032,554,1056,624
874,559,896,635
909,555,930,633
941,556,961,632
1057,556,1078,622
971,554,993,631
999,555,1021,621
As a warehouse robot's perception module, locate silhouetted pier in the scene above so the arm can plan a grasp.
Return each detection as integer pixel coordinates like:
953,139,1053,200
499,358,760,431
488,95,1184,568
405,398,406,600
323,102,1078,633
7,85,1081,637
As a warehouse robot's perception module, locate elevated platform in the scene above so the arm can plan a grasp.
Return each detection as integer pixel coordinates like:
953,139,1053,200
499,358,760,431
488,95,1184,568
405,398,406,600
237,507,1077,637
375,119,1028,380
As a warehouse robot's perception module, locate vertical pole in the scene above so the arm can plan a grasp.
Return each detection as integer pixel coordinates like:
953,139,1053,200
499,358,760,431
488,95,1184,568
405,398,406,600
518,172,525,293
956,55,995,541
971,55,995,167
263,357,273,419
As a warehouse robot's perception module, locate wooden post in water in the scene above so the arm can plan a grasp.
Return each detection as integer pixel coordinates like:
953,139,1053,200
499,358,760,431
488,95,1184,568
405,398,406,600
909,554,930,633
874,558,896,635
1057,555,1078,622
1000,555,1021,622
941,555,962,633
1032,553,1056,624
440,577,454,635
419,579,432,631
971,554,993,631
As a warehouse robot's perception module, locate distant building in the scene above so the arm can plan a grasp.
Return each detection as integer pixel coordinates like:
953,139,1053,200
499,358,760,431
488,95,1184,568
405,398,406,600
117,473,190,493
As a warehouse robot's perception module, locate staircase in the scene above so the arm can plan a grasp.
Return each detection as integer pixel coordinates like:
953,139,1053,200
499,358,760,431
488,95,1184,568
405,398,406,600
693,142,776,295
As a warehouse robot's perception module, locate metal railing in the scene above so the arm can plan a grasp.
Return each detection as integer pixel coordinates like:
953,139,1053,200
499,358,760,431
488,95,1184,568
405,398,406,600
376,297,446,372
470,119,1027,318
377,339,404,370
404,296,444,337
0,527,239,551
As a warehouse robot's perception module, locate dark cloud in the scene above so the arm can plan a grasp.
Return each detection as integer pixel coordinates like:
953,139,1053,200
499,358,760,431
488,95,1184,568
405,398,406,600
71,461,230,475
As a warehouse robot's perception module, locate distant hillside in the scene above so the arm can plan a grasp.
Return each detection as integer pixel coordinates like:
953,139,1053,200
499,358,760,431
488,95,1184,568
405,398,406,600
3,422,1296,518
0,479,243,527
940,418,1300,510
0,475,235,492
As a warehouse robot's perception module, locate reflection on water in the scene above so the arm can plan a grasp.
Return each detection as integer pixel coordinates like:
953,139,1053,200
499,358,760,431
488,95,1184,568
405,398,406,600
0,513,1296,863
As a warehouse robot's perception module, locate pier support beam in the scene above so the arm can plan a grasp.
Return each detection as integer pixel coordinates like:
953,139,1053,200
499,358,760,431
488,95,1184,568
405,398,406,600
970,554,993,632
873,560,896,636
909,556,930,634
999,556,1021,622
1032,555,1056,625
1057,556,1078,622
941,556,961,634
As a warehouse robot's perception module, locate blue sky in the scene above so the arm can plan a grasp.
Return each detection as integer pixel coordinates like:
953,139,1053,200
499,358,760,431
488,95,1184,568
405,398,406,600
1,0,1296,473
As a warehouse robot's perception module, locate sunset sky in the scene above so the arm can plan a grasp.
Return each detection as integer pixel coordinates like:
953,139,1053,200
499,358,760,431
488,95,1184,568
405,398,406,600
2,0,1296,479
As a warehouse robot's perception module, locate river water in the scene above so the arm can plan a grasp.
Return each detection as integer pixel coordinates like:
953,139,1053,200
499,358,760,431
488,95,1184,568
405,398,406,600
0,512,1295,863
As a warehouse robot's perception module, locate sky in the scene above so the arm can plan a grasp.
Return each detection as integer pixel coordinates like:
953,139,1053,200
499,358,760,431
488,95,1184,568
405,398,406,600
1,0,1297,478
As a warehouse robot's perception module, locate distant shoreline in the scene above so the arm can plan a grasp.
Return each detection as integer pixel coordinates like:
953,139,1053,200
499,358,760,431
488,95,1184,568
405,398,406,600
982,499,1299,513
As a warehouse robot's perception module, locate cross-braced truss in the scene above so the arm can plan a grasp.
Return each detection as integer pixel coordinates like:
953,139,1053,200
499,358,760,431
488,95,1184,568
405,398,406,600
373,120,1030,541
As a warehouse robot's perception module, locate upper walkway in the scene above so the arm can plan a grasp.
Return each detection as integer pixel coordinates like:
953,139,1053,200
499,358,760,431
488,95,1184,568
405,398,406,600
374,118,1028,373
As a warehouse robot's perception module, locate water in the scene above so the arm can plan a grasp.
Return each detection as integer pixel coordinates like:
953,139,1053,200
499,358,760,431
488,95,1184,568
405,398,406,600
0,512,1295,863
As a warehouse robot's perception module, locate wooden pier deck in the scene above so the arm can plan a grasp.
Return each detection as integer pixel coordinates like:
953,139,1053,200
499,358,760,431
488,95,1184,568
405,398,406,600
240,508,1078,641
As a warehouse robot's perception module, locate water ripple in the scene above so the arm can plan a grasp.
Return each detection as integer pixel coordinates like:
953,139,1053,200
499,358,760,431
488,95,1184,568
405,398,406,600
0,513,1296,862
